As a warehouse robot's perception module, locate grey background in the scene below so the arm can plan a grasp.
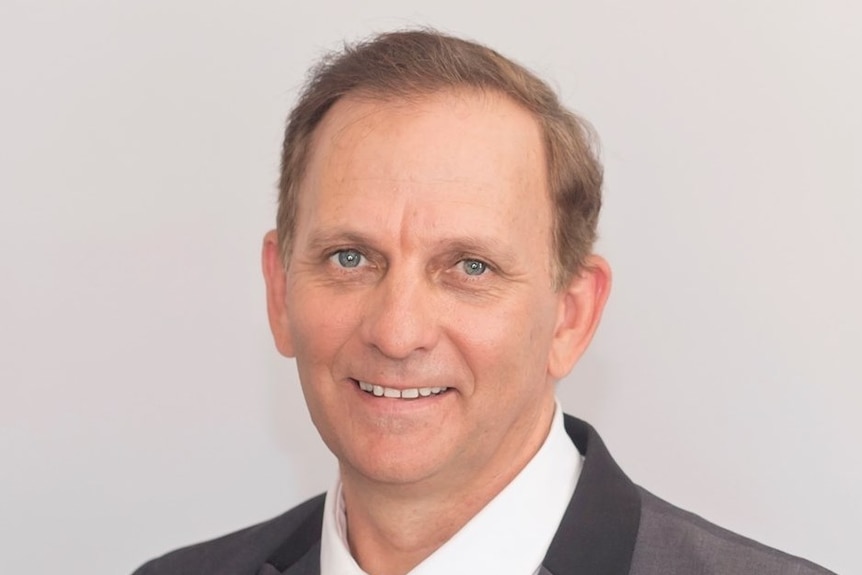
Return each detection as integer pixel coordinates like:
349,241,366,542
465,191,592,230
1,1,859,573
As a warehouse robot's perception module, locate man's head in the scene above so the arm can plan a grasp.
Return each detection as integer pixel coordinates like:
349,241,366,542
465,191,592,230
276,29,603,289
262,29,610,499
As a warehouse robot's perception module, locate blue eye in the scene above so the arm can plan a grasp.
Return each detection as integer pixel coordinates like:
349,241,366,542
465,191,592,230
332,249,364,268
462,259,487,276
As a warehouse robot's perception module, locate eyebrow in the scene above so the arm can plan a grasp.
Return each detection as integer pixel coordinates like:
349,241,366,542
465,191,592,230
304,229,377,254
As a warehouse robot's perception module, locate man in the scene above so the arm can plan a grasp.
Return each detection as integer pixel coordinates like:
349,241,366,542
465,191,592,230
134,30,833,575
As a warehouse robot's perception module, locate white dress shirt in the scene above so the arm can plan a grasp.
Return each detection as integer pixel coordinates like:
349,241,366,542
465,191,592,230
320,401,582,575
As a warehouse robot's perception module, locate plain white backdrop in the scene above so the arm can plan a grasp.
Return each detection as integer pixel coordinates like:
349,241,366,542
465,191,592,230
1,1,859,573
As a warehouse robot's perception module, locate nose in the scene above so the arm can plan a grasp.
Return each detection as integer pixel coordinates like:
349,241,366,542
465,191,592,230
360,265,440,360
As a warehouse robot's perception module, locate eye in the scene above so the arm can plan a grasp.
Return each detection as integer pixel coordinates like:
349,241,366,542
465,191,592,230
331,249,365,268
461,259,487,276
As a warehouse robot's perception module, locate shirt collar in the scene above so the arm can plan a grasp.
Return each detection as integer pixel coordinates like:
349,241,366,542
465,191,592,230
320,401,582,575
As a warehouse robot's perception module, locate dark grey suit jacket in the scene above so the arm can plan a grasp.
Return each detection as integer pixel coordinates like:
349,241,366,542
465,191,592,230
133,415,834,574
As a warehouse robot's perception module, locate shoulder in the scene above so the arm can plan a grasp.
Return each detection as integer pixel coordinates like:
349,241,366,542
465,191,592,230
132,494,325,575
630,487,834,575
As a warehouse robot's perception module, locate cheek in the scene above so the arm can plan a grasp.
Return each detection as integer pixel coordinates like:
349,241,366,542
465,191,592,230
287,287,360,359
450,298,555,381
286,290,361,441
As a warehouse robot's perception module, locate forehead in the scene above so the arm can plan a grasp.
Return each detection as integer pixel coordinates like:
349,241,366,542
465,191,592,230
324,91,541,168
295,90,552,253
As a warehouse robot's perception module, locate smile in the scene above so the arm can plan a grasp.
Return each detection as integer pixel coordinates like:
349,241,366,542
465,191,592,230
356,380,449,399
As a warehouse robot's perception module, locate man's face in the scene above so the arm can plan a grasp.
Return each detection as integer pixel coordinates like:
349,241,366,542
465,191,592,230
264,90,605,492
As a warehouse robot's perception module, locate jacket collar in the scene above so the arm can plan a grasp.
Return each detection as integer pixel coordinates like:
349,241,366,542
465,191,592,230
262,496,323,575
262,415,641,575
540,414,641,575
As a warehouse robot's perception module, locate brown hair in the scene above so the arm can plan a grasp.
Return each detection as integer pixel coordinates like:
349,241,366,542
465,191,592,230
277,29,603,288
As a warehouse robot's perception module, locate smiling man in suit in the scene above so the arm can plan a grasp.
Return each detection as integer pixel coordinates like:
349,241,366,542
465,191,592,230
134,30,833,575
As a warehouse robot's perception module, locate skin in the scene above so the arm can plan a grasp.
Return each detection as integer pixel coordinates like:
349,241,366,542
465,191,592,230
262,90,611,575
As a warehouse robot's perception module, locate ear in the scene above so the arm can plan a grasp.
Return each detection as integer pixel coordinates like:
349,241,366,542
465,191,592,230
547,255,612,379
261,230,295,357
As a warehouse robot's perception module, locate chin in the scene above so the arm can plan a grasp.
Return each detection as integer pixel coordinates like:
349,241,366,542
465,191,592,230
336,438,455,487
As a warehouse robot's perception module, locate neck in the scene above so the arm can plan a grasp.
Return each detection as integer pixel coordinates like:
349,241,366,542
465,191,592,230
339,400,556,575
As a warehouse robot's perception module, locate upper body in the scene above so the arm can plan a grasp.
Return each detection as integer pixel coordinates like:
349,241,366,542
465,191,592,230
133,414,833,575
135,29,834,575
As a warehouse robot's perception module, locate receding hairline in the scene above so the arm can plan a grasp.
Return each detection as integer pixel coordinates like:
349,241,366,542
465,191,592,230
277,29,603,288
300,86,549,178
289,86,556,247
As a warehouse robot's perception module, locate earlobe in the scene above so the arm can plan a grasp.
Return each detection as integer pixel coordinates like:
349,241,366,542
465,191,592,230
547,255,612,379
261,230,295,357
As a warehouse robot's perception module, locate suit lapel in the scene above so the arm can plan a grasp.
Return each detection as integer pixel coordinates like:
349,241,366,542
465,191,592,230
541,415,642,575
272,541,320,575
260,495,325,575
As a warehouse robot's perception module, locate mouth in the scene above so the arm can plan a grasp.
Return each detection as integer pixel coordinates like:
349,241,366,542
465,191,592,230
353,379,450,400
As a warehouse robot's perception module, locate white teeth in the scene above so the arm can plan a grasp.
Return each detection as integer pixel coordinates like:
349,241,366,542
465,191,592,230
357,381,448,399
